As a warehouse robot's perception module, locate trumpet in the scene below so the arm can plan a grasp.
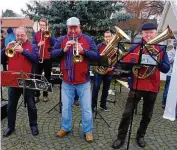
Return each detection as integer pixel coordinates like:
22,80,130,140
72,34,83,63
5,41,22,57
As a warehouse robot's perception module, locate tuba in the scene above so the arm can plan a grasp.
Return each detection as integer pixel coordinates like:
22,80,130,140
132,26,173,79
94,26,131,75
5,41,22,57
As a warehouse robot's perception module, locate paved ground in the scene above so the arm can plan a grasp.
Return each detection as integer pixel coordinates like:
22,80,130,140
1,83,177,150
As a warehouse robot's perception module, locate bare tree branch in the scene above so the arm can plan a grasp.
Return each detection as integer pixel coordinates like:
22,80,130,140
121,1,165,41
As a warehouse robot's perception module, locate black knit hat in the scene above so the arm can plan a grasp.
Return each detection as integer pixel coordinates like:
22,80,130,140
142,23,157,31
7,27,14,34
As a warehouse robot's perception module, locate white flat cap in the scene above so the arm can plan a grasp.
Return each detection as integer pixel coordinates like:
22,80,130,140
66,17,80,26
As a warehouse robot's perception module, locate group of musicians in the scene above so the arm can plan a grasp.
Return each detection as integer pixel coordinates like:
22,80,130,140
1,16,170,149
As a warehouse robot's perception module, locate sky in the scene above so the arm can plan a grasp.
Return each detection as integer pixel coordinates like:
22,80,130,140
0,0,32,16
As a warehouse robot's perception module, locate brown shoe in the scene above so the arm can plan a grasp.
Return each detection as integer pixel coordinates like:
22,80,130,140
56,129,67,137
85,134,93,143
35,97,40,103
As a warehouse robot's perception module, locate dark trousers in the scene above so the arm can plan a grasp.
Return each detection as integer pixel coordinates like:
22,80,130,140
162,75,171,105
2,56,7,71
117,89,157,140
35,59,52,97
92,73,113,108
7,87,37,129
2,63,7,71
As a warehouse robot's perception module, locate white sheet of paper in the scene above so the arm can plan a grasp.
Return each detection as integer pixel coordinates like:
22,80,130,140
141,54,157,65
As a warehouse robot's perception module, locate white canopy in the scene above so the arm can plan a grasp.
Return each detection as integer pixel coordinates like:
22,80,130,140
158,0,177,121
158,1,177,39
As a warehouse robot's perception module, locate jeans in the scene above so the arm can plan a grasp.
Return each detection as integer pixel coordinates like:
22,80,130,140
162,75,171,105
61,81,93,134
7,87,37,129
92,73,112,108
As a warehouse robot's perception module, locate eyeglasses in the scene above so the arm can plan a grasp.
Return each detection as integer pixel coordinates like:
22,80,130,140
16,34,26,38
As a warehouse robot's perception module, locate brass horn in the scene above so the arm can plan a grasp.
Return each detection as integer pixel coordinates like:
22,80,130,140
39,32,45,63
94,26,131,75
72,34,83,63
5,41,21,57
43,20,51,38
43,30,51,38
132,26,173,79
39,20,51,63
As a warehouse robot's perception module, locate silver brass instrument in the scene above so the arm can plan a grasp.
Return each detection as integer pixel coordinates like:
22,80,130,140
94,26,131,75
5,41,22,57
72,34,83,63
132,26,173,79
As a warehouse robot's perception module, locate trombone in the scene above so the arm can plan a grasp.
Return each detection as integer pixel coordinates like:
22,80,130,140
39,20,51,63
72,34,83,63
39,32,45,63
5,41,22,57
43,20,51,38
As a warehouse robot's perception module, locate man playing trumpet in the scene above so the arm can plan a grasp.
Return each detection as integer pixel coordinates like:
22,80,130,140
50,17,99,142
1,27,39,137
112,23,170,149
32,18,56,102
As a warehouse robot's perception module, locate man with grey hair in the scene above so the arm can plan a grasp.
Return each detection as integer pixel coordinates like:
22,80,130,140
112,23,170,149
51,17,99,142
1,26,40,137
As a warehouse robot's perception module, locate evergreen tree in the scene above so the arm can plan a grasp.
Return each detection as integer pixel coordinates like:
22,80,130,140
22,1,134,43
2,9,18,17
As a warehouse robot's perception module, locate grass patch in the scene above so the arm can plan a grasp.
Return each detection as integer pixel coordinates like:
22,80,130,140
111,78,166,91
160,80,166,90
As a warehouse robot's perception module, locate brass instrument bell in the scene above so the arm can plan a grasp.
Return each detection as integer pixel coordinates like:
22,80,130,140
72,35,83,63
132,26,173,79
5,42,21,57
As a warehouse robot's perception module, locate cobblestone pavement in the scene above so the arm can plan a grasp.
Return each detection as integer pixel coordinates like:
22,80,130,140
1,84,177,150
